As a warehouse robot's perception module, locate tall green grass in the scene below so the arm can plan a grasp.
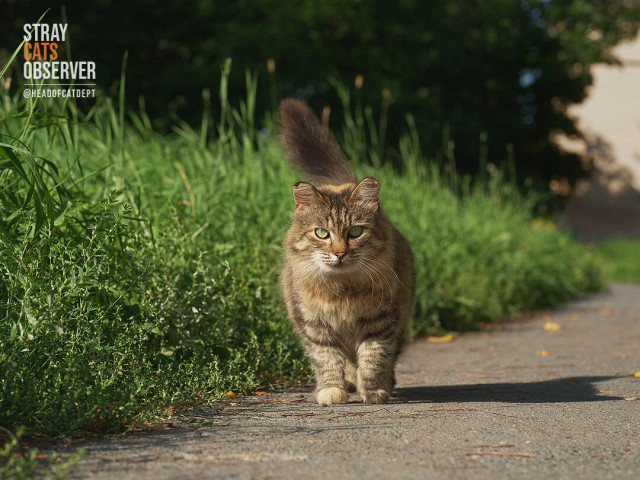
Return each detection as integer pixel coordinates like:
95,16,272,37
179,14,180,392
593,237,640,284
1,66,603,440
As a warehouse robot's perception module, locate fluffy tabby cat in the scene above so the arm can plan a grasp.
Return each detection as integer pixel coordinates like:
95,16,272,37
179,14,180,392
279,98,415,405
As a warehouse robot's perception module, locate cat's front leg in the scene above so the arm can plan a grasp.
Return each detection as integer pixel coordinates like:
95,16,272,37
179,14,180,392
356,336,398,404
303,333,349,405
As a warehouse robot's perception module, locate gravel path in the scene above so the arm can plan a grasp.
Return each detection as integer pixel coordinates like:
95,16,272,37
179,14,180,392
55,284,640,479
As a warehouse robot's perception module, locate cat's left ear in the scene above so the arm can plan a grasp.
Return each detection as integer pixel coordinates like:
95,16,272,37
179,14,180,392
349,177,379,210
293,182,322,211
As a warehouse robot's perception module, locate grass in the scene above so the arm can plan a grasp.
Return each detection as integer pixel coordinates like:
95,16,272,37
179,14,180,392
1,427,85,479
593,237,640,284
0,64,604,452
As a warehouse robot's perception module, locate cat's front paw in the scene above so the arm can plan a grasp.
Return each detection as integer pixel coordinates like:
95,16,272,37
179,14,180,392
361,389,390,404
316,387,349,406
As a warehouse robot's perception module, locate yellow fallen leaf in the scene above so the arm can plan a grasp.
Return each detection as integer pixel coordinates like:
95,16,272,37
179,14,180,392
538,350,551,357
225,391,239,399
633,372,640,378
543,322,561,331
427,333,454,343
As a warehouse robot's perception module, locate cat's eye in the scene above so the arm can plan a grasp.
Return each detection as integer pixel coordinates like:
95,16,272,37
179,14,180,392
315,228,330,239
348,226,364,238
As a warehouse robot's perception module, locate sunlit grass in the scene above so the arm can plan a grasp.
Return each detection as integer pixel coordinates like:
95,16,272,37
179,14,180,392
593,237,640,284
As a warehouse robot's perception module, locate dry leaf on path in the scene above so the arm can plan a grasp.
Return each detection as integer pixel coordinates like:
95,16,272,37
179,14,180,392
543,322,561,331
538,350,551,357
427,334,454,343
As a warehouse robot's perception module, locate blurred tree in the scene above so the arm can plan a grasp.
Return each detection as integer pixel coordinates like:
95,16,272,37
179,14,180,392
2,0,639,194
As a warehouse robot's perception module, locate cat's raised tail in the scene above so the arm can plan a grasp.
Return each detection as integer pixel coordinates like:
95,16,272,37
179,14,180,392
279,98,357,186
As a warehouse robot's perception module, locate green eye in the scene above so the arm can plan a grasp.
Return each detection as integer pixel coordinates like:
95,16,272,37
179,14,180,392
348,226,363,238
315,228,330,239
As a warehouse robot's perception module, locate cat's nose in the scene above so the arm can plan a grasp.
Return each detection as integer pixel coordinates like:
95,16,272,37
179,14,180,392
334,251,346,259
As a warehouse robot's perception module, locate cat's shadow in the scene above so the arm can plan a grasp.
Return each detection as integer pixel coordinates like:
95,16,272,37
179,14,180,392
393,375,625,404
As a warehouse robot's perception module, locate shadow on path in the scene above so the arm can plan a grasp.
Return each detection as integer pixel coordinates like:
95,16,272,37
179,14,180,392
395,375,624,404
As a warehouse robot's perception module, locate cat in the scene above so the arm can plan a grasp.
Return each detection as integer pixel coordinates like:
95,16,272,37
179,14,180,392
278,98,415,405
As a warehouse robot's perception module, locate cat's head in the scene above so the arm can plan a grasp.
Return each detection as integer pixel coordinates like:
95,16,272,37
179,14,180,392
287,177,387,273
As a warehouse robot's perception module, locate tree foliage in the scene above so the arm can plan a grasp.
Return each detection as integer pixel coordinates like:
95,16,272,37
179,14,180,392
2,0,639,190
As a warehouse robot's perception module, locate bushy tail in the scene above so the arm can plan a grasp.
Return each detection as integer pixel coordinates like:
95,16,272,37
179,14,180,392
279,98,357,186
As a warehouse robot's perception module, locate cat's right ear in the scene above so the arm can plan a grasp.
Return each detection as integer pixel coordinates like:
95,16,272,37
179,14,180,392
293,182,322,212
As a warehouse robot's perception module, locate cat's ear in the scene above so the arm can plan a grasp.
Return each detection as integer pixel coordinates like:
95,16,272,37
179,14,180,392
349,177,379,210
293,182,323,211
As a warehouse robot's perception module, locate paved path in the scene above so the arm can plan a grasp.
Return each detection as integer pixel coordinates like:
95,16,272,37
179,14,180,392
56,284,639,479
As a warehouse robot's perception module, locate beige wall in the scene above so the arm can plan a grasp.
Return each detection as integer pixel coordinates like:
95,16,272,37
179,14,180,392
558,35,640,242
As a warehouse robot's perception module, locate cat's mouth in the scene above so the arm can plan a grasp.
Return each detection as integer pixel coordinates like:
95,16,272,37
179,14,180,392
321,258,356,271
312,252,358,273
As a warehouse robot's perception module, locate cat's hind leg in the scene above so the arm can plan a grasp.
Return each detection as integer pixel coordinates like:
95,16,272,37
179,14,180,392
344,358,358,393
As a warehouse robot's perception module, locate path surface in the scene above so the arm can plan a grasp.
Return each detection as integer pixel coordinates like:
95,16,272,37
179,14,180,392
56,284,639,479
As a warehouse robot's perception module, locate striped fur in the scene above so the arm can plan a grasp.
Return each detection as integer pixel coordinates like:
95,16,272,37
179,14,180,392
279,99,415,405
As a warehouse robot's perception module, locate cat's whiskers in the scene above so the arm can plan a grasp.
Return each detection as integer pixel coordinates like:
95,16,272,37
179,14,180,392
293,259,322,283
356,261,377,301
320,271,342,298
362,256,394,296
293,258,345,298
363,264,388,311
358,258,393,310
365,255,407,290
